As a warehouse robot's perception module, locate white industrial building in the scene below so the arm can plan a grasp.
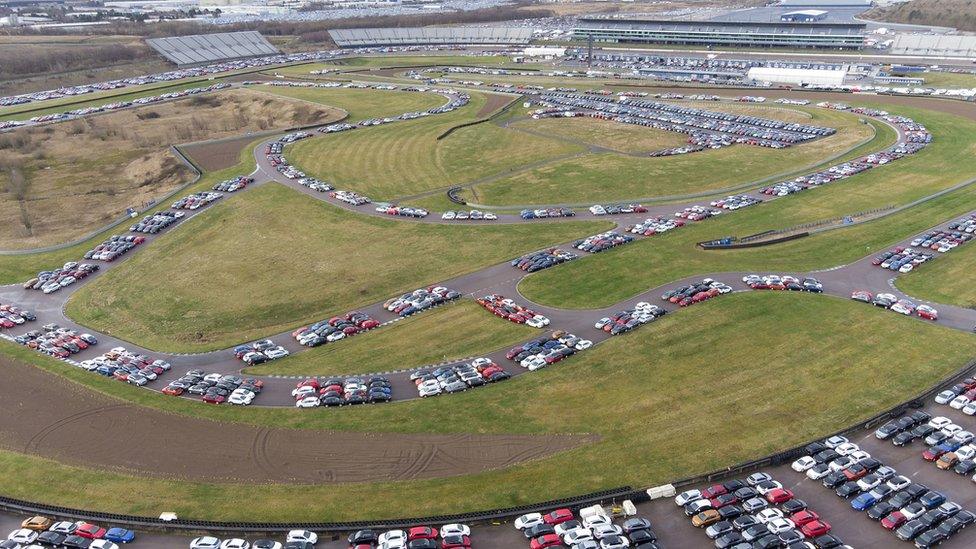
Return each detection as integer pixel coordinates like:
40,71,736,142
747,66,848,86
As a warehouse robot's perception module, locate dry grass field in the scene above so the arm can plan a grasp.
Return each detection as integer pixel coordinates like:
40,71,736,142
0,89,342,249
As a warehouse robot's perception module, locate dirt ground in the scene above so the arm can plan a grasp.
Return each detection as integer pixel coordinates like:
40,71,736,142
0,355,593,483
0,88,342,250
477,93,517,118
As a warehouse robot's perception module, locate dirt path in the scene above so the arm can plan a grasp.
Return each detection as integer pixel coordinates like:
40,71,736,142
0,355,595,483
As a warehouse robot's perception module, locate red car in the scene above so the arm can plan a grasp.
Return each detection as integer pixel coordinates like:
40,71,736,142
881,511,907,530
408,527,438,540
202,393,225,404
766,488,793,504
162,385,184,396
529,534,561,549
791,510,820,526
75,523,106,539
800,520,831,538
700,484,728,499
296,379,320,391
543,508,573,525
922,447,946,461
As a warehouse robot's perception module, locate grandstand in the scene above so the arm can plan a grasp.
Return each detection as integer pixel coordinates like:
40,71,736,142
146,31,279,66
573,17,866,49
890,34,976,58
329,27,533,48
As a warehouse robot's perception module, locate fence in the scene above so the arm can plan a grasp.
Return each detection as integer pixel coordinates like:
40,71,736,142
697,205,894,249
447,186,467,205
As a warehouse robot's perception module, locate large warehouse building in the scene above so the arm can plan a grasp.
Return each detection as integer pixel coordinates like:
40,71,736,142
572,18,867,49
329,27,533,48
747,66,848,85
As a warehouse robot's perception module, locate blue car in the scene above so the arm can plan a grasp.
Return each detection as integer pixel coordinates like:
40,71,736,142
919,491,947,509
851,492,877,511
938,440,962,452
104,528,135,544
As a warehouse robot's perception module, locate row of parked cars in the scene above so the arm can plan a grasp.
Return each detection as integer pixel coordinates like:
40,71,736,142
130,210,184,234
172,191,222,210
872,247,936,274
792,433,971,548
573,231,635,254
540,92,832,149
625,216,685,236
675,206,721,222
511,248,579,273
588,203,649,216
441,210,498,221
233,339,289,365
293,375,391,407
514,505,657,549
935,377,976,417
383,286,461,317
291,311,380,348
743,275,823,293
75,345,170,388
23,262,99,294
595,302,667,336
212,176,253,193
476,294,550,328
83,234,145,262
14,323,96,360
163,370,263,405
662,278,733,308
678,472,838,548
330,190,372,206
506,331,592,371
849,291,938,321
414,357,509,397
8,516,136,549
0,301,36,329
375,203,429,218
711,195,762,211
297,177,333,193
521,208,577,220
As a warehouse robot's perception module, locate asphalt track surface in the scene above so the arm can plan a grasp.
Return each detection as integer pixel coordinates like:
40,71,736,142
1,77,976,547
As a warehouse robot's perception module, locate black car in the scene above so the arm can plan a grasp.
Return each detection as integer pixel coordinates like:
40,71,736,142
954,459,976,475
896,519,930,541
911,410,933,424
732,515,758,531
37,531,67,546
754,534,783,549
805,442,827,455
781,499,807,514
813,449,839,464
835,481,862,498
914,529,947,548
524,523,554,539
715,532,745,549
628,529,657,544
867,501,896,521
719,505,744,520
936,510,975,536
406,539,437,549
875,421,902,439
918,509,949,529
734,487,758,501
888,491,917,509
347,530,377,545
742,524,770,541
906,483,931,499
62,536,91,549
622,518,651,534
813,534,844,548
823,471,847,488
252,541,280,549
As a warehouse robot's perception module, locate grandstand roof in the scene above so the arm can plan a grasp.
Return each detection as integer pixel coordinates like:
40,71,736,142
890,34,976,58
575,17,866,35
146,31,279,66
328,27,533,48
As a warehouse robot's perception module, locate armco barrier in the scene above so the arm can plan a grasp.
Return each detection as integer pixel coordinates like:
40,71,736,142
699,232,809,249
447,186,467,205
0,487,638,536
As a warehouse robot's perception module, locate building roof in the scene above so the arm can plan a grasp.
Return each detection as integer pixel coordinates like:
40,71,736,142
890,34,976,57
778,0,871,6
329,27,533,48
146,31,278,66
575,17,866,35
783,10,829,16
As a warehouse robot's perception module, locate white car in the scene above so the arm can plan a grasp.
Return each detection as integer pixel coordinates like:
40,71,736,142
378,530,406,547
439,524,470,537
791,456,816,472
8,530,38,545
891,300,915,315
824,435,848,449
964,402,976,416
525,316,548,328
756,481,783,495
834,442,860,456
887,475,911,491
418,380,441,397
935,390,957,405
582,514,611,529
957,445,976,461
190,537,222,549
562,528,594,546
951,395,972,410
220,540,250,549
591,524,623,540
514,513,543,530
766,518,795,535
755,508,784,524
286,531,317,545
265,346,289,360
229,389,255,406
930,416,953,429
900,505,924,521
807,464,831,480
674,489,701,507
91,541,119,549
943,424,963,437
49,522,78,534
575,339,593,351
295,396,319,408
594,318,611,329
